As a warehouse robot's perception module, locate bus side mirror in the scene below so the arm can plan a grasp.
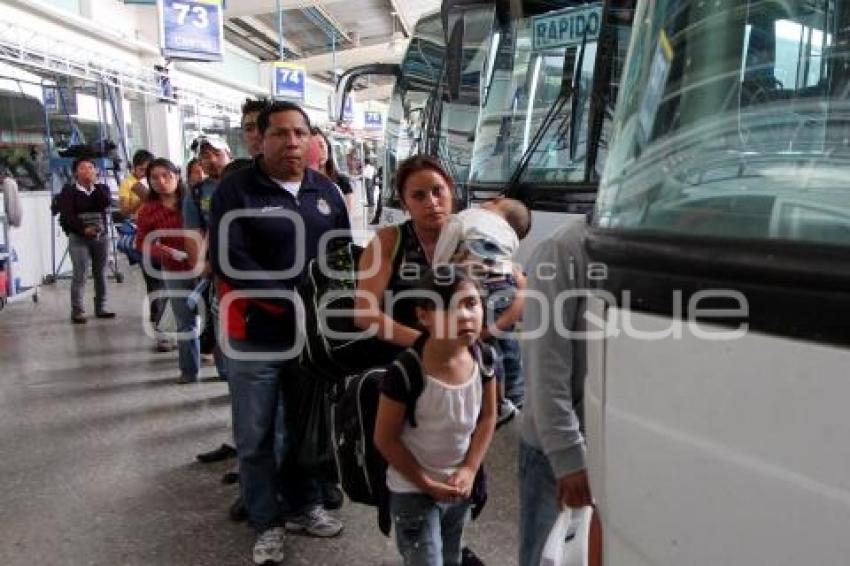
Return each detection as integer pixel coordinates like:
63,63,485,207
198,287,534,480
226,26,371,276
332,64,402,123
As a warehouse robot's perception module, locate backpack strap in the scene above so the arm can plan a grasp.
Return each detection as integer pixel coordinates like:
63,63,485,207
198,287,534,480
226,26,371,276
390,223,404,276
396,335,495,429
471,341,496,382
391,332,428,428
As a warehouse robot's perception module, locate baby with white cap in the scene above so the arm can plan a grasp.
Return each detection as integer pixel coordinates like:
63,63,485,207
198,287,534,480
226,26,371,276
433,197,530,272
433,197,531,425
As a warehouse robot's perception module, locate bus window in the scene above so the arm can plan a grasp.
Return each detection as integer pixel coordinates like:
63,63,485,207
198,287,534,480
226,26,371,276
381,5,495,210
469,2,634,190
597,0,850,249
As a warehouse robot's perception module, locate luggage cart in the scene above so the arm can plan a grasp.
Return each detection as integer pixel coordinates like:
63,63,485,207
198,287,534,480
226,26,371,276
0,214,39,312
42,79,128,285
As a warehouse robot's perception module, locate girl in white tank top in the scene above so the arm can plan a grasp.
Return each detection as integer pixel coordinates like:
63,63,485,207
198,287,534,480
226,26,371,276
374,267,498,565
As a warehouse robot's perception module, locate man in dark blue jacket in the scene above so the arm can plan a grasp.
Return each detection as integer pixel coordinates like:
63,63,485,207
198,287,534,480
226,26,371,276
210,101,349,566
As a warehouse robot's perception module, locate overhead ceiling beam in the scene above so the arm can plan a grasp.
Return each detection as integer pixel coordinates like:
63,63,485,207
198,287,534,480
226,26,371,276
309,5,352,44
289,41,409,74
388,0,413,36
224,25,281,60
237,16,301,57
223,0,349,19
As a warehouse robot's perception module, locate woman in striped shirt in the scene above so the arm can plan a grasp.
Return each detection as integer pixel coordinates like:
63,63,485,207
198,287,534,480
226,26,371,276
135,158,200,384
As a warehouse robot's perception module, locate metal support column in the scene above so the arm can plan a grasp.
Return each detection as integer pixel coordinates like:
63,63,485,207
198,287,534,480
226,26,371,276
277,0,285,61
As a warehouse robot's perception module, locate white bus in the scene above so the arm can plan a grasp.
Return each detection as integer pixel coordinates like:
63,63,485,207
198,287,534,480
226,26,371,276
586,0,850,563
334,0,635,261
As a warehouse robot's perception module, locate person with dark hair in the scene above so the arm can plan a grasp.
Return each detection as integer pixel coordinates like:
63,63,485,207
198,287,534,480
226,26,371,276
306,126,354,511
119,149,154,218
184,137,231,377
186,158,206,189
118,149,166,349
354,154,457,350
363,157,377,207
256,100,312,134
196,101,266,515
135,158,198,383
56,157,115,324
210,100,348,565
242,98,269,158
309,128,354,211
374,266,498,566
354,155,489,565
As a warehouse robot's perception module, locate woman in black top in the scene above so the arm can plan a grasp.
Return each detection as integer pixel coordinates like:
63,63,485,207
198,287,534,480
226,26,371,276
354,154,456,347
310,128,354,211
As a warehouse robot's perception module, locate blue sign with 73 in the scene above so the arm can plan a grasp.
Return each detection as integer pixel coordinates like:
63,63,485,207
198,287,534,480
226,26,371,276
160,0,224,61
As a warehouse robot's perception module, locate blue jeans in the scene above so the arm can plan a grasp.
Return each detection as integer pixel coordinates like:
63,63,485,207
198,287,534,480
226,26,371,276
163,275,199,379
390,492,470,566
485,278,524,405
518,440,560,566
227,341,320,532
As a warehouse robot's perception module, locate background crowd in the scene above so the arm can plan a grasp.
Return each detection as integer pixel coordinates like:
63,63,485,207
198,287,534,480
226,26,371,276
54,98,594,566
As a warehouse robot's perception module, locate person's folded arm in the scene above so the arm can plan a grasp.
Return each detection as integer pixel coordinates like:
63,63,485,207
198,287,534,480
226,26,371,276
375,373,461,502
134,210,172,265
57,187,85,236
353,227,421,348
490,267,527,335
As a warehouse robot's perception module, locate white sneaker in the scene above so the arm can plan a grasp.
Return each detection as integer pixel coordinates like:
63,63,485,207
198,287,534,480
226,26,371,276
253,527,285,565
285,505,344,537
497,398,518,428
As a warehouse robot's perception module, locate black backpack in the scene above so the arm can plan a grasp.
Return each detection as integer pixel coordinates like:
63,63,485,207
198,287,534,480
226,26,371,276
297,234,404,384
330,336,495,536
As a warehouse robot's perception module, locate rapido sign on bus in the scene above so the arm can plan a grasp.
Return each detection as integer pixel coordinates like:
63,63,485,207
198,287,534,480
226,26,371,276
532,3,603,50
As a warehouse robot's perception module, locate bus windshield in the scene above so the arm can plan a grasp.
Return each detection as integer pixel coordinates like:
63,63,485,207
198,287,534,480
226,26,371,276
596,0,850,248
469,2,633,189
383,1,634,210
383,7,496,207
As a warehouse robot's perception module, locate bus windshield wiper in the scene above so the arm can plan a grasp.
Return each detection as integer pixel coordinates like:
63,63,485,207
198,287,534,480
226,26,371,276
506,30,588,195
569,31,588,161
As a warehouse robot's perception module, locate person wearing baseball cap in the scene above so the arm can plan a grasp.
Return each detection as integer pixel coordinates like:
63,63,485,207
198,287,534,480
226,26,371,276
183,135,231,271
183,136,232,378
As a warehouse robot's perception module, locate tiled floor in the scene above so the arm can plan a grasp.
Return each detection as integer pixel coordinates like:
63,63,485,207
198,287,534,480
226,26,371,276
0,269,521,565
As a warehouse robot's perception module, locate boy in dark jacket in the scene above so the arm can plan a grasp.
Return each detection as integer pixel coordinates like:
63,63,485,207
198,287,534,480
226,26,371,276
57,157,115,324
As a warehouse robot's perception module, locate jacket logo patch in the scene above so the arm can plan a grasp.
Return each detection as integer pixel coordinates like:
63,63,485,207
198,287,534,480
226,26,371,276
316,198,331,216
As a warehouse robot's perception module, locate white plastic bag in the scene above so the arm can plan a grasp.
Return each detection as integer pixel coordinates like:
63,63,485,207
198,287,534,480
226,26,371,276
541,506,593,566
